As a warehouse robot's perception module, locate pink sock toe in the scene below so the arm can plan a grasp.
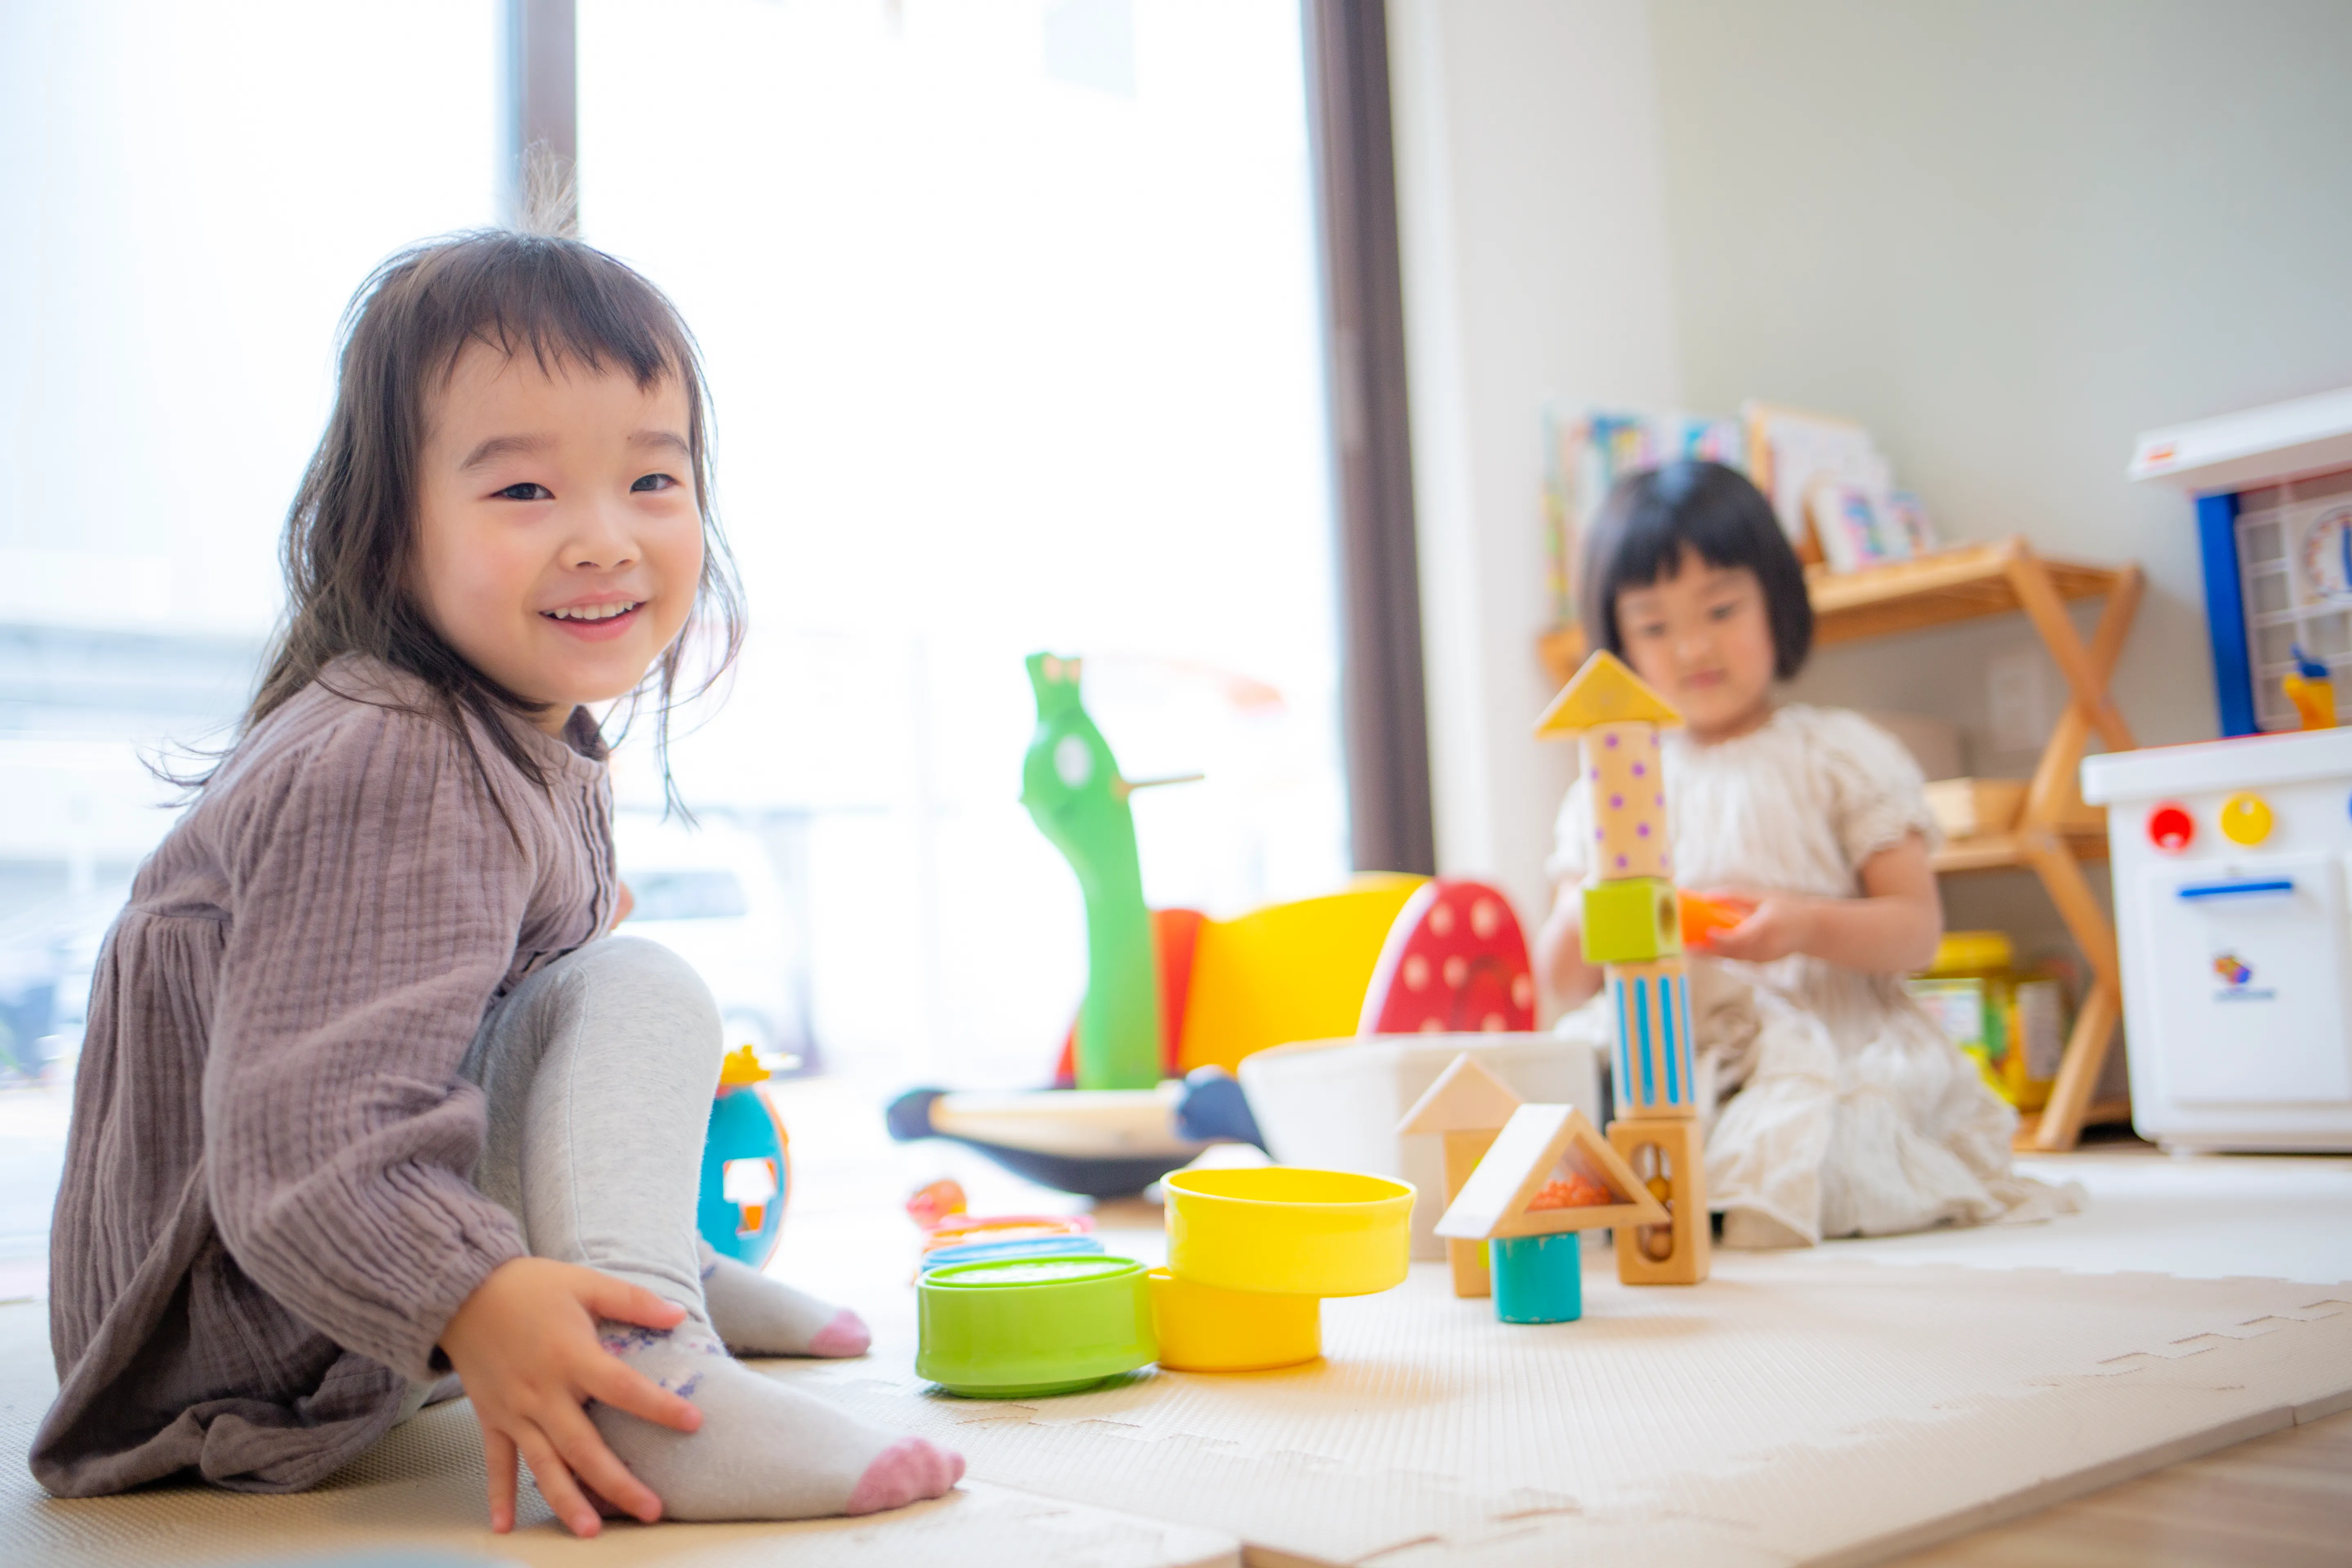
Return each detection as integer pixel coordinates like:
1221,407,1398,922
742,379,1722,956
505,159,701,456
844,1437,963,1515
806,1308,871,1359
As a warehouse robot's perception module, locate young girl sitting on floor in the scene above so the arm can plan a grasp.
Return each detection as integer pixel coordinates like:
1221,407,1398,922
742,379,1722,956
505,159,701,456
1535,461,2078,1249
34,231,962,1533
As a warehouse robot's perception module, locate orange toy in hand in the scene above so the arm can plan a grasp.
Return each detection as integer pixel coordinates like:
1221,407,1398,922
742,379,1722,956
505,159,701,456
1678,891,1754,949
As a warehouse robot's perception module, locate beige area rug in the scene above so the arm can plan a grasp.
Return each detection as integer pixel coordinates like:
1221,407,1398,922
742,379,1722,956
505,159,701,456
784,1250,2352,1568
3,1233,2348,1565
0,1303,1238,1568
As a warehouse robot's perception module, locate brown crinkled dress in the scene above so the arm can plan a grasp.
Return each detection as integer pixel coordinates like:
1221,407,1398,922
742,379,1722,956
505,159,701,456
34,655,618,1497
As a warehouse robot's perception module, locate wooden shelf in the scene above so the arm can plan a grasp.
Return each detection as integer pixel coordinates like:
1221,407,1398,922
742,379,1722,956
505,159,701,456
1931,827,2111,875
2013,1099,2133,1151
1536,537,2128,686
1806,538,2129,647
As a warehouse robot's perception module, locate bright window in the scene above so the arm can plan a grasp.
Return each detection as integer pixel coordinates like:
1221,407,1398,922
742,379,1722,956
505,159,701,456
0,0,1345,1294
0,0,501,1291
580,0,1347,1089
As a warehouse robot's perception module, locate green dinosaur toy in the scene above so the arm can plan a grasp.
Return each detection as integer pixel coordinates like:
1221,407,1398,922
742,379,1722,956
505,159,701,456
1021,653,1164,1090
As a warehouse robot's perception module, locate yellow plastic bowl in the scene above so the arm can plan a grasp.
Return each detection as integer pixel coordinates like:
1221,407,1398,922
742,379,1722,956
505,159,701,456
1147,1267,1321,1372
1163,1166,1413,1297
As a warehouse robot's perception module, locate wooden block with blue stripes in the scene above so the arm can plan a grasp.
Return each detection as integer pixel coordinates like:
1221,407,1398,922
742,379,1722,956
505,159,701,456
1607,955,1697,1121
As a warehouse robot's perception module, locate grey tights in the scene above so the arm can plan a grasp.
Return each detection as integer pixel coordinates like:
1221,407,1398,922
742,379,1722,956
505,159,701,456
437,936,960,1520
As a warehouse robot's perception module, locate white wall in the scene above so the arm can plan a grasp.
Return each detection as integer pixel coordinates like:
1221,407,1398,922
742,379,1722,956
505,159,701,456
1392,0,2352,967
1388,0,1681,948
1650,0,2352,772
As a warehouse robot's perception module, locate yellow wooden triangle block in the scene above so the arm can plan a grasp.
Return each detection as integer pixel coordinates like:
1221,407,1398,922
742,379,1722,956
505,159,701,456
1433,1102,1671,1240
1396,1053,1522,1136
1532,649,1684,736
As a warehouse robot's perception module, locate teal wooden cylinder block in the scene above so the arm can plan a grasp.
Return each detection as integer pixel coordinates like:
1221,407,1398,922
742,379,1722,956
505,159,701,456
1490,1233,1584,1324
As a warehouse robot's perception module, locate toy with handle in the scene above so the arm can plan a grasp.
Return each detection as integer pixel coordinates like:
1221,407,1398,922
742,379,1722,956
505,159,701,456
697,1045,792,1269
2283,645,2338,731
1021,653,1165,1090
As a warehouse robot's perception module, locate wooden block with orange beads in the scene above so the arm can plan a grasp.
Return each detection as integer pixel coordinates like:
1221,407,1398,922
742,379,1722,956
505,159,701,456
1605,1116,1710,1285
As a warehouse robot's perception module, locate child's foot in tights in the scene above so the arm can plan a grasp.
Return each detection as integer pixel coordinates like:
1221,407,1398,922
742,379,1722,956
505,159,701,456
591,1323,962,1520
697,1241,871,1359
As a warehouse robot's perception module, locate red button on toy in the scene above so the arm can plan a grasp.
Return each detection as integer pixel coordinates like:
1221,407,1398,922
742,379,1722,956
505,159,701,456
2147,802,2194,853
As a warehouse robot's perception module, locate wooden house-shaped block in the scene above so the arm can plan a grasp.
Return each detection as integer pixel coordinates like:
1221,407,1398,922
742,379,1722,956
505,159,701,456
1396,1053,1525,1297
1434,1102,1668,1242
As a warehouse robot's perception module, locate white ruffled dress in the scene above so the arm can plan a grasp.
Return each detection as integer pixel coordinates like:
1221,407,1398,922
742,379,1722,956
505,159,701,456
1550,704,2080,1247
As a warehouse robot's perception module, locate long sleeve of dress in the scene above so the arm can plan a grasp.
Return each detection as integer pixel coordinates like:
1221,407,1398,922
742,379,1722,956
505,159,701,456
200,703,531,1378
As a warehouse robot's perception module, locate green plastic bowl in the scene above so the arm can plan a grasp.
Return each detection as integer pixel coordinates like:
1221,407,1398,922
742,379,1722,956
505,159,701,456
916,1254,1157,1398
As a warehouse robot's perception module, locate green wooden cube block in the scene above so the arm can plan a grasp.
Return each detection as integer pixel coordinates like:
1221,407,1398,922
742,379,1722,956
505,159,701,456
1580,877,1680,964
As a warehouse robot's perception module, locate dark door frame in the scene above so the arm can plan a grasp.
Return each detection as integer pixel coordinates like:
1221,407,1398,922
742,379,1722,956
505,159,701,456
1304,0,1437,877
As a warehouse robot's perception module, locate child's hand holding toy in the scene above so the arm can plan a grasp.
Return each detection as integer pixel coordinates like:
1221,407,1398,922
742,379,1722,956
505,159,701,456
1684,889,1800,962
1680,843,1941,975
1677,891,1757,953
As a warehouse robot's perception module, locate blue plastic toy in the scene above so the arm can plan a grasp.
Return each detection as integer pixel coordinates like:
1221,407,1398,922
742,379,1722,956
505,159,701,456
697,1045,791,1269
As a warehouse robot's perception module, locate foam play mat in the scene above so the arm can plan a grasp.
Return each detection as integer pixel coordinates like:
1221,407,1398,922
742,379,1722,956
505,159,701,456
790,1251,2352,1565
4,1246,2347,1567
0,1305,1238,1568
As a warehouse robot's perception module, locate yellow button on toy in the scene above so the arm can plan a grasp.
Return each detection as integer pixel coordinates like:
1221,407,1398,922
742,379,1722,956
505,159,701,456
2218,792,2274,846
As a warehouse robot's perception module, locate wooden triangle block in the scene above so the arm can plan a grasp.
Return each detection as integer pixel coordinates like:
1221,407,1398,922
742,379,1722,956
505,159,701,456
1395,1052,1522,1136
1434,1103,1670,1240
1532,649,1684,737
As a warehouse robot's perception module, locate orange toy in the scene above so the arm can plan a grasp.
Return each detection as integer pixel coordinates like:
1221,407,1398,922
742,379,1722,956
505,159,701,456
1678,892,1753,949
921,1213,1095,1252
906,1178,968,1230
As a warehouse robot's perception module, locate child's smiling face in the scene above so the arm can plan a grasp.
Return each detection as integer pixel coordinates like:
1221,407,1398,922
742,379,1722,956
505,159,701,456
1613,546,1778,741
412,344,704,732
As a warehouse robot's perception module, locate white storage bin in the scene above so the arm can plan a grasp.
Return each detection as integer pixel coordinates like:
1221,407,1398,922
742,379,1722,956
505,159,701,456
1239,1033,1600,1259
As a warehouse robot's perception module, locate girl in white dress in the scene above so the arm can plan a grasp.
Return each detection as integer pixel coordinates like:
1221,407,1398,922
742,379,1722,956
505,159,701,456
1534,462,2078,1247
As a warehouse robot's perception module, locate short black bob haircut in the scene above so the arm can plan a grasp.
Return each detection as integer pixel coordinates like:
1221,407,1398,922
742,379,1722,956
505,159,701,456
1579,459,1814,681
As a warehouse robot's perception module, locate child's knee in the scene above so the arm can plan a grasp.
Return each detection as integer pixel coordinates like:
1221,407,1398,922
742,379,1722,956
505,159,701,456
568,935,723,1059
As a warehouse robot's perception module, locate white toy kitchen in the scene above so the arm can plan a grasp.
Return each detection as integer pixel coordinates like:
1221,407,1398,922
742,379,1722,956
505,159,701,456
2082,728,2352,1152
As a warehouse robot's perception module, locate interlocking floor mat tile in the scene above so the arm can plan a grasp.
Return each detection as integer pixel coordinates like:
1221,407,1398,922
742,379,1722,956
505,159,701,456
0,1304,1238,1568
6,1251,2348,1566
784,1254,2352,1566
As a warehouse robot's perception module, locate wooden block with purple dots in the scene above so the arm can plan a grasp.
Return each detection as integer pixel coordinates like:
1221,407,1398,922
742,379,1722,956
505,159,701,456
1582,719,1671,882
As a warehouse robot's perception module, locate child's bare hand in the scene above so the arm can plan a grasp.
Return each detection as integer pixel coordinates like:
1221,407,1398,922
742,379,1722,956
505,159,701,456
1694,886,1810,964
439,1257,702,1537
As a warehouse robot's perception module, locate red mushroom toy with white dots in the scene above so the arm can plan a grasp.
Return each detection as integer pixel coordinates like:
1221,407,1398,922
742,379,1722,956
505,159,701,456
1358,880,1539,1036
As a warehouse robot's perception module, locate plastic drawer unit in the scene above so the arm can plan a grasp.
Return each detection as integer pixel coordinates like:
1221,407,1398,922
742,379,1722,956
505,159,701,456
2082,728,2352,1152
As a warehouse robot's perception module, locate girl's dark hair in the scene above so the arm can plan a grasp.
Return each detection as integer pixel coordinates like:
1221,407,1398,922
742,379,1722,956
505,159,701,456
237,228,743,814
1579,459,1813,680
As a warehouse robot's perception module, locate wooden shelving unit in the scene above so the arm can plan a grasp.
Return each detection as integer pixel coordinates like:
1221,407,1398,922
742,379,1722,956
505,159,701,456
1808,545,2129,648
1832,539,2145,1152
1539,537,2147,1152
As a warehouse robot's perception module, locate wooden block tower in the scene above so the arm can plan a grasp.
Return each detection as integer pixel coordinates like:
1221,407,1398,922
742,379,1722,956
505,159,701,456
1533,650,1710,1286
